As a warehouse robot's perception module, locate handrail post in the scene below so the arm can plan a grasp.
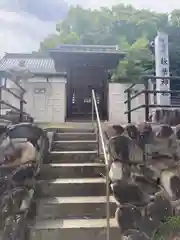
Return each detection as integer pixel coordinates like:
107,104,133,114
127,89,131,123
144,81,149,121
19,92,24,122
106,164,110,240
92,94,94,124
0,90,1,117
97,126,100,156
91,89,110,240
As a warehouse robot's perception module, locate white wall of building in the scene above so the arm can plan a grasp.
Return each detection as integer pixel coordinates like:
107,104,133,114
108,83,146,124
23,77,67,123
2,78,149,124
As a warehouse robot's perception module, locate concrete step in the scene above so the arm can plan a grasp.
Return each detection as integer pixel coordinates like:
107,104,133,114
39,163,105,179
29,218,120,240
36,178,106,198
56,128,94,133
35,196,116,220
49,151,98,163
53,132,96,141
51,140,97,151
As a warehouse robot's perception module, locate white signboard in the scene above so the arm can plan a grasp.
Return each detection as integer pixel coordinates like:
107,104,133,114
154,32,170,105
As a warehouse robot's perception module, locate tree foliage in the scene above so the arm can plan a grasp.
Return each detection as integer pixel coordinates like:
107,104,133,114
153,216,180,240
40,4,180,82
113,37,154,82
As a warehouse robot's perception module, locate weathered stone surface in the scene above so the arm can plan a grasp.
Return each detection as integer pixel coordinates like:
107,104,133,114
150,109,180,126
112,180,150,206
123,230,149,240
51,140,97,151
105,120,180,239
115,205,142,232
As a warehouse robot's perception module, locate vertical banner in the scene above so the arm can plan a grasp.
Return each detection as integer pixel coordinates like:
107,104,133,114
154,32,170,106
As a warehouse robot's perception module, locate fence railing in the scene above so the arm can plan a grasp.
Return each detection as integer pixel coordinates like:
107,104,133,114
91,89,110,240
124,75,180,123
0,71,28,122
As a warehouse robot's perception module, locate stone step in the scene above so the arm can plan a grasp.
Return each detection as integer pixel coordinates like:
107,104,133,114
51,140,97,151
39,163,105,179
35,196,116,220
49,151,98,163
56,128,94,133
36,178,106,198
53,132,97,141
29,218,120,240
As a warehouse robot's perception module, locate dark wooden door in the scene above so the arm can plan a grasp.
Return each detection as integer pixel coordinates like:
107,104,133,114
67,65,107,120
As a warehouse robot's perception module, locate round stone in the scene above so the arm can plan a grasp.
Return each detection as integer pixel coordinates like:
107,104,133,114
115,205,142,232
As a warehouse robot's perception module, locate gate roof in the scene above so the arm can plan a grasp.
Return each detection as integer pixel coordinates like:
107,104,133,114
0,45,125,75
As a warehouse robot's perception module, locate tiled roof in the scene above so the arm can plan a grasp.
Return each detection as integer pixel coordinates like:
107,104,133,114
54,44,123,54
0,46,125,74
0,53,60,74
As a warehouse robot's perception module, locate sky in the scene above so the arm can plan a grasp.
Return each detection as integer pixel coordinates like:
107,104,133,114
0,0,180,57
72,0,180,12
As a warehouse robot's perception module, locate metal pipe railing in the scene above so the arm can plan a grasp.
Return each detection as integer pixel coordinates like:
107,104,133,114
0,74,27,122
91,89,110,240
124,75,180,123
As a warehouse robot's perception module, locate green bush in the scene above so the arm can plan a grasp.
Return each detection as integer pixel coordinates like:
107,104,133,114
153,216,180,240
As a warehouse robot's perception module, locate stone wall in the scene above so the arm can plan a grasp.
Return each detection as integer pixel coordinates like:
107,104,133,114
105,121,180,239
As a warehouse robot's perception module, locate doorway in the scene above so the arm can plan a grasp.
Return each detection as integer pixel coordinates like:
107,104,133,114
67,65,108,120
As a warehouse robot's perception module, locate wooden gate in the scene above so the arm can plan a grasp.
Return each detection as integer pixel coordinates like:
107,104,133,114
67,65,107,120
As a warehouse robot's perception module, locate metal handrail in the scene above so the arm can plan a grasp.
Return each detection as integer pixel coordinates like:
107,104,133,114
91,89,110,240
124,75,180,123
0,74,28,122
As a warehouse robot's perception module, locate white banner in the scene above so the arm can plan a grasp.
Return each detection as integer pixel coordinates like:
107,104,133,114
154,32,170,105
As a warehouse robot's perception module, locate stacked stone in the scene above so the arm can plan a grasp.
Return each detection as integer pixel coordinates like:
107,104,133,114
150,108,180,126
106,112,180,239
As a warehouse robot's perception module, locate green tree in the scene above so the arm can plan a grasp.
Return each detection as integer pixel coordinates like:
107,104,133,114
113,37,153,83
170,10,180,27
40,32,80,50
39,3,180,82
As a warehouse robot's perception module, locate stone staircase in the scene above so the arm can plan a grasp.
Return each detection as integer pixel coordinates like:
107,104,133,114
29,127,119,240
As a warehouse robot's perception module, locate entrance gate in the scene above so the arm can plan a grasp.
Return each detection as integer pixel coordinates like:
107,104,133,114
67,65,108,120
49,44,125,121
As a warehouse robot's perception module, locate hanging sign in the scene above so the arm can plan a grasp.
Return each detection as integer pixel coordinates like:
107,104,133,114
154,32,170,106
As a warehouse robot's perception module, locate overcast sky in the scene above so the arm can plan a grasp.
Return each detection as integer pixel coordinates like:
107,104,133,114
80,0,180,12
0,0,180,57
